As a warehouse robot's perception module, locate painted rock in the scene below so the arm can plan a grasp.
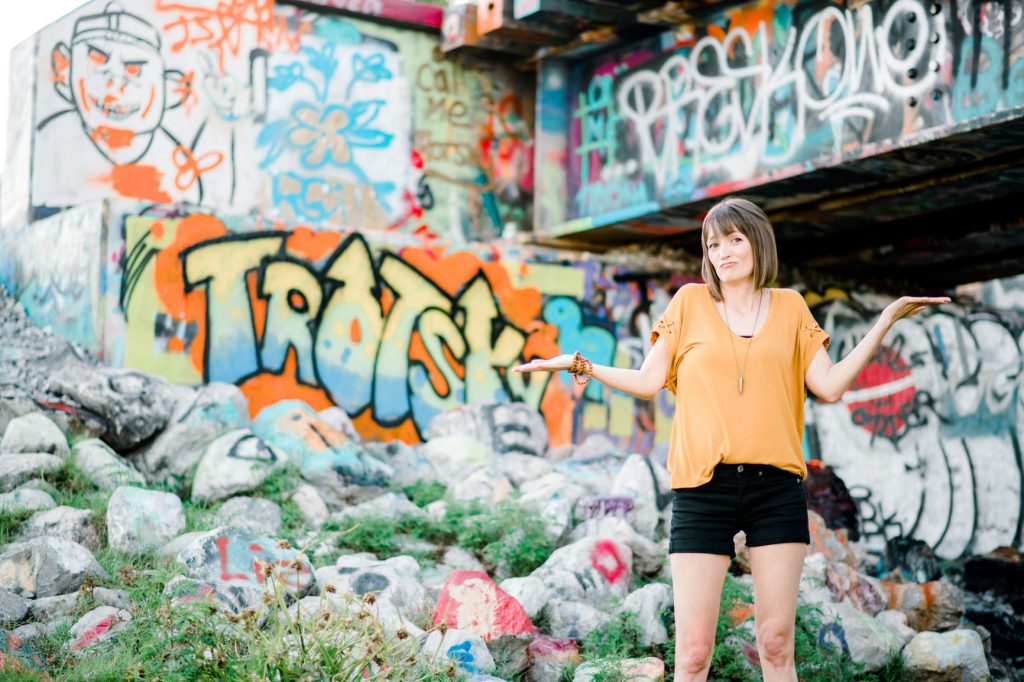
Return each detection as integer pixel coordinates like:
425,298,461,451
433,570,534,640
177,526,316,601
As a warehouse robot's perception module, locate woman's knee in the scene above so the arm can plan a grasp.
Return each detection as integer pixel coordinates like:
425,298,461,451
756,622,794,666
677,638,715,673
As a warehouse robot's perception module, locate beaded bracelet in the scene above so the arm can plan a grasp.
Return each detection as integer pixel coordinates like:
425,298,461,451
569,351,592,386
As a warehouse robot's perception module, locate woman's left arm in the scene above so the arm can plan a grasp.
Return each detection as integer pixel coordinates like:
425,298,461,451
804,296,950,403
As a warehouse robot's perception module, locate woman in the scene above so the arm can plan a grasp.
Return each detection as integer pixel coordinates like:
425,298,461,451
513,197,948,681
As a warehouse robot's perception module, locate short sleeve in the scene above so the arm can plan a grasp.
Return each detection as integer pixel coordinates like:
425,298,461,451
797,294,830,371
650,287,687,392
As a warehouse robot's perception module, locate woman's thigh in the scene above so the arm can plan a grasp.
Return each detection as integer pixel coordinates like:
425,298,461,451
669,552,731,645
748,542,807,638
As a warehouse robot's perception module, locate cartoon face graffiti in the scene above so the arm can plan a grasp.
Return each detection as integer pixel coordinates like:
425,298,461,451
50,4,185,164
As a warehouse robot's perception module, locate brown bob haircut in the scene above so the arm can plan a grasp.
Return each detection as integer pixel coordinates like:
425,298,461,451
701,197,778,301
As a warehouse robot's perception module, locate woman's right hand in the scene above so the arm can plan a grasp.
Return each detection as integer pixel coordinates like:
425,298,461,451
512,354,575,373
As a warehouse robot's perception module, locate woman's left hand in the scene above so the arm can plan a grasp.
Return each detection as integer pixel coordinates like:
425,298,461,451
880,296,951,327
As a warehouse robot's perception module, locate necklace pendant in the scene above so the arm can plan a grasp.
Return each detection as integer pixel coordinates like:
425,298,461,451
739,377,744,394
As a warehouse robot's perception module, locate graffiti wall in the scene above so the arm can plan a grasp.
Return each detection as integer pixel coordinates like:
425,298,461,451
110,206,690,450
804,290,1024,558
26,0,533,241
545,0,1024,229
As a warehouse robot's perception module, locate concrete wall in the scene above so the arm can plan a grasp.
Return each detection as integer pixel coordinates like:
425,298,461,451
104,203,688,451
537,0,1024,232
9,0,532,241
804,290,1024,558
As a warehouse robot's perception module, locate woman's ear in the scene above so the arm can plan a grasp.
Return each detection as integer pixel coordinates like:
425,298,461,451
52,42,73,103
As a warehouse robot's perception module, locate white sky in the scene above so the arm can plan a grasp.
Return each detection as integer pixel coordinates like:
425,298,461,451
0,1,85,172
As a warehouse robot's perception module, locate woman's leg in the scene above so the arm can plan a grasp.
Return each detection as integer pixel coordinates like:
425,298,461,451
670,552,731,681
748,543,807,682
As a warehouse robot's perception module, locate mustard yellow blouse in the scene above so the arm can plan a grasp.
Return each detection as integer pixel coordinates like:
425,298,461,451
650,284,830,489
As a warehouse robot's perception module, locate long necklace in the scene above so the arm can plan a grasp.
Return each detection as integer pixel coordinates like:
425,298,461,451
722,290,764,395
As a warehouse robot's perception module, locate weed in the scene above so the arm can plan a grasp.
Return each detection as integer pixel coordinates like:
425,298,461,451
324,498,555,578
401,480,447,508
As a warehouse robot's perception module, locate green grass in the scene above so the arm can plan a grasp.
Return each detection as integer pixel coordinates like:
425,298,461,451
323,496,556,578
400,480,447,508
13,548,456,681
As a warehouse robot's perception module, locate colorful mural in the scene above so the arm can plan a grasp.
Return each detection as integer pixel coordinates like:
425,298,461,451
114,209,690,450
804,290,1024,559
543,0,1024,230
28,0,534,240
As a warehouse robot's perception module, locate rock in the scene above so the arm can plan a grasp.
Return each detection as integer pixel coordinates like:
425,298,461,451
876,609,917,648
432,570,535,641
0,488,56,514
420,627,496,676
902,629,990,681
823,560,887,615
177,527,315,603
609,454,670,540
807,509,854,567
799,553,837,607
70,439,145,490
16,506,100,550
68,605,131,652
555,453,627,496
91,587,130,610
252,401,391,494
498,577,547,621
883,536,942,583
0,413,68,459
428,402,548,458
570,517,664,577
450,468,512,505
964,547,1024,598
163,575,258,614
30,593,80,622
133,382,249,484
493,453,554,488
0,537,107,598
532,536,632,606
803,459,861,541
291,484,329,528
317,555,430,628
485,635,530,679
317,407,360,443
214,497,283,535
12,620,68,641
0,628,46,672
527,636,581,682
820,599,902,672
574,657,664,682
882,579,964,632
545,599,612,639
335,492,424,521
49,364,176,451
157,532,207,559
362,441,436,488
421,435,492,482
420,548,487,596
570,434,623,461
191,430,287,503
963,589,1024,669
0,589,29,624
0,454,63,492
518,472,587,539
620,582,673,646
106,486,186,553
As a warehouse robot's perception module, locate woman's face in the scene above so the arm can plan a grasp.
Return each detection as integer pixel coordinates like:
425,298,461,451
706,228,755,284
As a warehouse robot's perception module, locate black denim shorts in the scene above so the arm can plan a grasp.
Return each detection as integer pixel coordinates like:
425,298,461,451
669,463,810,556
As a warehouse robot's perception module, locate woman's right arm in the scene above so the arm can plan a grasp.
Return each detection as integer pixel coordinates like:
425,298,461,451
511,335,672,400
